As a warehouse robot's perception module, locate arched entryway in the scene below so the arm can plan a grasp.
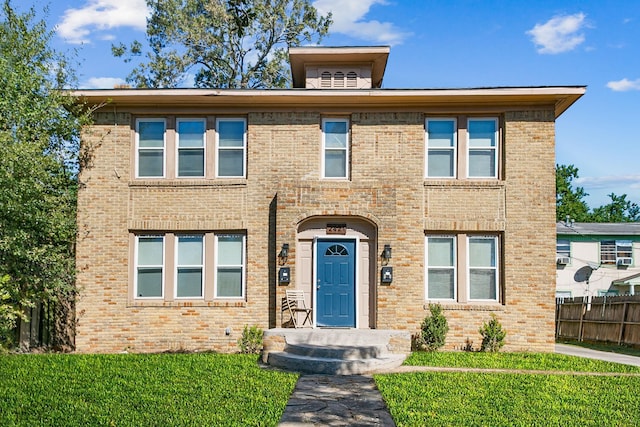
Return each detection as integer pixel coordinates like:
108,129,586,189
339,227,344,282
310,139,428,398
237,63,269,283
296,216,377,328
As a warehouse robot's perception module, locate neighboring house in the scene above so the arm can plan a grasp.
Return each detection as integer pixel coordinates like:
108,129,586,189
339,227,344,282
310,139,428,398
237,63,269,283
556,221,640,298
73,46,584,353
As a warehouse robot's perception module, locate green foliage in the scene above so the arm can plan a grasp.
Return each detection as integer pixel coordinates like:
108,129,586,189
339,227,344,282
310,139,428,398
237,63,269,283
113,0,332,88
414,303,449,352
237,324,263,354
0,353,298,425
556,164,640,222
375,372,640,426
556,163,590,222
479,314,506,352
0,1,92,350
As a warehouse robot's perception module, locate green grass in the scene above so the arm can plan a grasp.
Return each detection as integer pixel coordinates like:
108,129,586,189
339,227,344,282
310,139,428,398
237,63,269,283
404,351,640,373
377,352,640,426
0,353,298,426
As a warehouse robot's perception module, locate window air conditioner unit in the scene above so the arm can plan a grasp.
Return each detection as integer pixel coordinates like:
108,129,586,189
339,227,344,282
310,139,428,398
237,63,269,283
617,257,633,266
556,257,570,265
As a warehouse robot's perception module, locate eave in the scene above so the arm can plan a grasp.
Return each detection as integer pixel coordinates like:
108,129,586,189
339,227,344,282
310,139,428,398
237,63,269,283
72,86,586,118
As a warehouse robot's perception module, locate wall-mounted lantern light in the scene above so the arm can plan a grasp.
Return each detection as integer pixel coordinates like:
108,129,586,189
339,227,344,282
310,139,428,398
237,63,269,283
278,243,290,265
381,244,392,265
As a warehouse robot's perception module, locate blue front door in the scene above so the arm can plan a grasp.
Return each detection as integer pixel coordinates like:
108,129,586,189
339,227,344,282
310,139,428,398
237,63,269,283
316,239,356,327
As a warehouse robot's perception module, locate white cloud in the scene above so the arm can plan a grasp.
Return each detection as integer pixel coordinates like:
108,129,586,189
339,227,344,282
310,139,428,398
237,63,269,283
607,78,640,92
57,0,149,44
576,175,640,190
82,77,127,89
313,0,409,45
526,13,587,54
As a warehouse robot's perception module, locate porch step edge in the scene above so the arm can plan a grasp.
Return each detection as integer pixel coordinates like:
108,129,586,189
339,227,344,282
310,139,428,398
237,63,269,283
267,351,407,375
285,343,389,360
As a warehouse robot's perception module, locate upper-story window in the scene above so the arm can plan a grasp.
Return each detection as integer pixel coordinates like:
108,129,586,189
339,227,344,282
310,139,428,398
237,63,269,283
601,240,633,265
176,119,205,177
425,117,500,180
322,118,349,179
216,118,247,178
426,119,456,178
136,119,166,178
468,118,498,178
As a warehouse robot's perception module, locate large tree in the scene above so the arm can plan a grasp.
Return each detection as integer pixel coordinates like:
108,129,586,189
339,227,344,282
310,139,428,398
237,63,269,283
556,164,590,222
0,1,91,349
113,0,332,88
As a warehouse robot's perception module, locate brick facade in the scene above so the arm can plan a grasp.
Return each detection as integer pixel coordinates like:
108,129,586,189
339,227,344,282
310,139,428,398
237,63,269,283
74,53,583,353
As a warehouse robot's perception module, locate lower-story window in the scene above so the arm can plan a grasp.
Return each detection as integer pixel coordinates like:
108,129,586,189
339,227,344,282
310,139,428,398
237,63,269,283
134,231,245,301
425,233,501,304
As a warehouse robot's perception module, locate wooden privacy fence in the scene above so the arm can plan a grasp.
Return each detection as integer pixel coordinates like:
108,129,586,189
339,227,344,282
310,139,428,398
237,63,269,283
556,295,640,347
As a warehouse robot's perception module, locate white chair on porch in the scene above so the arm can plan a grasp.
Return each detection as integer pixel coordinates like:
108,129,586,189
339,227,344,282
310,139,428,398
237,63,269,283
281,290,313,328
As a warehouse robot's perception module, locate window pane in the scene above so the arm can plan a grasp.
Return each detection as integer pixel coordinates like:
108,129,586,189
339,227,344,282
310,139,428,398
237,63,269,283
600,241,616,264
469,120,496,147
178,236,203,265
138,121,165,148
177,268,203,297
469,238,495,267
428,150,454,177
138,150,164,177
428,269,455,299
218,235,243,265
325,150,346,177
178,149,204,177
217,268,242,297
138,237,163,265
218,150,244,177
428,121,455,148
556,239,570,257
137,268,162,297
469,269,496,299
428,237,454,266
324,121,347,148
468,149,495,177
218,121,245,147
178,120,205,148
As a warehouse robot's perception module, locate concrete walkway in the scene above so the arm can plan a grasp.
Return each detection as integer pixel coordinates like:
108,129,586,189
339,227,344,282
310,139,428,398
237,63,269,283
278,374,395,426
555,343,640,367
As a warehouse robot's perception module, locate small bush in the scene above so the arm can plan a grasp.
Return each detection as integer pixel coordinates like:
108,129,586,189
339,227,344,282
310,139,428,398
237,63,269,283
237,325,263,354
479,313,506,352
414,303,449,351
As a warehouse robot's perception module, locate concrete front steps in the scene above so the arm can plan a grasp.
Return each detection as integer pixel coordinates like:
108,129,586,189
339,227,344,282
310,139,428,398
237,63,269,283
262,328,411,375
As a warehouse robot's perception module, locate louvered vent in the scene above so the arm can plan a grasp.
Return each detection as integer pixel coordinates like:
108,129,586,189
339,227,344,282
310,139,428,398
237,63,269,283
347,72,357,88
320,71,332,88
334,71,345,88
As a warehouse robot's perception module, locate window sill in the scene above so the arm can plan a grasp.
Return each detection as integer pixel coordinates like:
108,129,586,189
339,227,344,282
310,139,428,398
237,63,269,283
424,179,504,188
128,299,247,308
129,179,247,188
426,302,504,311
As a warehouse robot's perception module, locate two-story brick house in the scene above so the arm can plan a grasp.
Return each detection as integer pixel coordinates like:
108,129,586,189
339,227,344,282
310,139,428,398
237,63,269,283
74,46,584,353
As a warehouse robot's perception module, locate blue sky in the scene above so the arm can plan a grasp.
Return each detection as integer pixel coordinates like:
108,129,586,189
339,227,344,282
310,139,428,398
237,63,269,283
36,0,640,208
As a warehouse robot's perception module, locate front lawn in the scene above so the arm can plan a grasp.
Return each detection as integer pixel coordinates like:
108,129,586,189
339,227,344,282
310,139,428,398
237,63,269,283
376,352,640,426
0,353,298,426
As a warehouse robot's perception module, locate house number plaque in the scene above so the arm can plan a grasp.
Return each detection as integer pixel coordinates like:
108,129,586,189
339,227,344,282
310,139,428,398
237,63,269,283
326,223,347,235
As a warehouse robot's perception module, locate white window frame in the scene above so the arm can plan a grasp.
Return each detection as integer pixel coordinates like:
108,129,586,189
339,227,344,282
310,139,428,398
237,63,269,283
135,118,166,178
321,117,350,179
467,235,499,302
214,234,246,299
467,118,498,179
215,118,247,178
425,118,457,178
174,234,205,299
425,235,457,301
176,118,206,178
134,235,165,299
556,239,571,258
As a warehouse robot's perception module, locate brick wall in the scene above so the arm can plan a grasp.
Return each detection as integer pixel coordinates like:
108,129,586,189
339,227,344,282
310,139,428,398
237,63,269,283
76,107,557,353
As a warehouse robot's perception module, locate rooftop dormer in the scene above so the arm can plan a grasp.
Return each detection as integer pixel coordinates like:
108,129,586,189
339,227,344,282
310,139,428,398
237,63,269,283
289,46,390,89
